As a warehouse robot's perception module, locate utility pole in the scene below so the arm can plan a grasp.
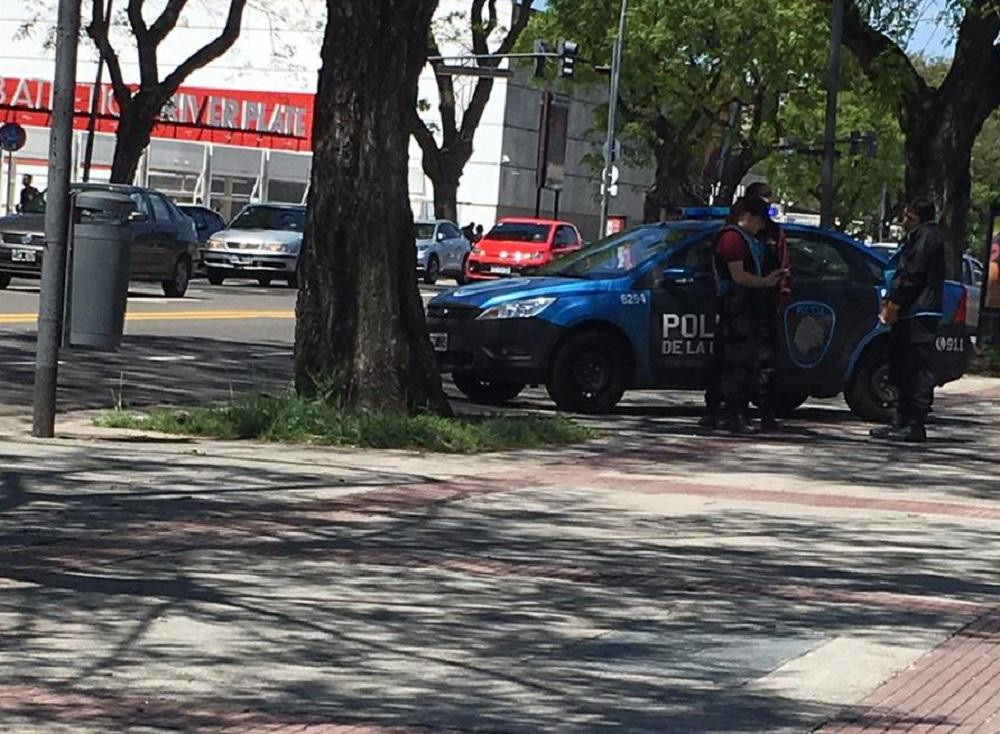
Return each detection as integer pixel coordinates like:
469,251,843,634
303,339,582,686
33,0,81,438
599,0,628,239
820,0,844,229
82,0,113,182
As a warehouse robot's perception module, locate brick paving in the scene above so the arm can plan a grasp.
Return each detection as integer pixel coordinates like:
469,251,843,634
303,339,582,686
818,609,1000,733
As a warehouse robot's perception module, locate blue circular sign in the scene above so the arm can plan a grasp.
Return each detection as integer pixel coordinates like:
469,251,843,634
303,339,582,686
0,123,27,152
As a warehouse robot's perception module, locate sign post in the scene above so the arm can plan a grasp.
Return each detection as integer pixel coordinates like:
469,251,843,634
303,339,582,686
0,122,27,214
32,0,80,439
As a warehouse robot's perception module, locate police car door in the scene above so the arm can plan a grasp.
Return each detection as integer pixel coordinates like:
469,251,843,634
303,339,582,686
780,231,882,392
647,232,717,388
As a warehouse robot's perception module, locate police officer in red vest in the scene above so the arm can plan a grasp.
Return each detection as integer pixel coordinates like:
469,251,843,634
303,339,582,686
711,195,788,434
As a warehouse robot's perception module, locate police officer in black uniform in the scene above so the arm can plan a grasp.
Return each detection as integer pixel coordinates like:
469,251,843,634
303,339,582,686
712,195,787,434
870,196,946,443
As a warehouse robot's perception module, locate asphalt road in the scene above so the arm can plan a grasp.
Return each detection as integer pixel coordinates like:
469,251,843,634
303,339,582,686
0,275,458,416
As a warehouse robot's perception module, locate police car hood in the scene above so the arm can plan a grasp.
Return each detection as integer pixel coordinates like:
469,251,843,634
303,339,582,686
431,277,612,309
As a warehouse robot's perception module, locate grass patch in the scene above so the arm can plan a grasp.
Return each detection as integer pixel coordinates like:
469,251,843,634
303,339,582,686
94,392,597,454
971,345,1000,377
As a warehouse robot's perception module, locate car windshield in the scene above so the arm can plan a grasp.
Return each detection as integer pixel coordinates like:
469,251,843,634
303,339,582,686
485,222,551,243
414,223,436,240
539,225,706,279
230,206,305,231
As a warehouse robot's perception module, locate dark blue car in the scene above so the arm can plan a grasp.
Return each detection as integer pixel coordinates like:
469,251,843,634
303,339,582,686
426,216,975,421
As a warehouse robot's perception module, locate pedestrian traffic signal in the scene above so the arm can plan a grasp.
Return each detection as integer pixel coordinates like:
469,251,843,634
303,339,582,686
559,40,579,78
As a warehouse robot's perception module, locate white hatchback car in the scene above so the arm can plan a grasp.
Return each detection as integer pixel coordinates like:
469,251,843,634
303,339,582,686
414,219,471,284
201,203,305,287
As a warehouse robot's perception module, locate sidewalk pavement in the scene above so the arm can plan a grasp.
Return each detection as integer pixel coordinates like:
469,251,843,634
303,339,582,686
1,377,999,733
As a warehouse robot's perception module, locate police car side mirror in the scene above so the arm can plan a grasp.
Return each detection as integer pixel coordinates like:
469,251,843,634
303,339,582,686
659,266,697,287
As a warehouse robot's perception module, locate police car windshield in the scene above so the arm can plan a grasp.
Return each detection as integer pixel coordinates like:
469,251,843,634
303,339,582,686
231,206,305,232
539,225,703,279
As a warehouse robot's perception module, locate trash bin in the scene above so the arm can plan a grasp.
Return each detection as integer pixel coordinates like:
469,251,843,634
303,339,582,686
67,191,135,350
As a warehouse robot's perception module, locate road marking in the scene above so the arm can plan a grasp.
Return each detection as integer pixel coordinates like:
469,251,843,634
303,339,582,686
0,310,294,325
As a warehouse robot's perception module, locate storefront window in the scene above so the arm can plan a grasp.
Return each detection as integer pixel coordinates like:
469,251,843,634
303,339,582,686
267,179,307,204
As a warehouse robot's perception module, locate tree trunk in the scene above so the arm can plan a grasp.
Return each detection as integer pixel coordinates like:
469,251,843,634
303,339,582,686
109,108,154,184
108,95,162,184
643,150,706,222
429,164,461,224
294,0,450,415
903,104,976,280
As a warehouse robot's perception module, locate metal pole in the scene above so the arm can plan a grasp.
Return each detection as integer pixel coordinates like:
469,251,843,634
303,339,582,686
599,0,628,238
33,0,81,438
5,151,13,215
82,0,113,183
535,91,552,218
820,0,844,229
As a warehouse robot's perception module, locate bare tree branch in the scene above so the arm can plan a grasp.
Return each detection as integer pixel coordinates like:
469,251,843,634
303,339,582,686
160,0,248,101
86,0,131,112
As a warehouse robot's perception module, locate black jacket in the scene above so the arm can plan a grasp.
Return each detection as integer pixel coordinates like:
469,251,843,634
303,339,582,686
890,221,946,321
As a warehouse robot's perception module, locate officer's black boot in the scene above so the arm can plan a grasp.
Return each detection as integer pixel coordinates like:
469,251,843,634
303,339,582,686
698,411,719,429
869,406,909,439
723,400,758,436
886,411,927,443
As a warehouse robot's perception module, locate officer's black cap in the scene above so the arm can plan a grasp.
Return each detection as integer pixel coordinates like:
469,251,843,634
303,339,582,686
735,194,771,221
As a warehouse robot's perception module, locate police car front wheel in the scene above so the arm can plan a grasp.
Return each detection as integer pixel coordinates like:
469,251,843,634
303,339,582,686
547,331,627,414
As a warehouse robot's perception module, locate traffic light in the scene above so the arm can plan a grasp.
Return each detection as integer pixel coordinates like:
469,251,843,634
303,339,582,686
865,131,878,157
558,40,579,78
533,39,551,78
849,130,862,156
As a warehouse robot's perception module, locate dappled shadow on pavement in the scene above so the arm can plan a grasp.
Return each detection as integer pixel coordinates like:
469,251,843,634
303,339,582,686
0,331,291,415
1,434,999,733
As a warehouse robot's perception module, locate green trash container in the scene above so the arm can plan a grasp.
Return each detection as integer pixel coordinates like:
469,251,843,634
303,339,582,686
67,191,135,350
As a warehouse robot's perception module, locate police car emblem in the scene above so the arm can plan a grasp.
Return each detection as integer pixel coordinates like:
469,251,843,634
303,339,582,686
784,301,836,368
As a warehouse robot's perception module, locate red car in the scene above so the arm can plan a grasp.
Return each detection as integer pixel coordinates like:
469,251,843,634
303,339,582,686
465,217,583,281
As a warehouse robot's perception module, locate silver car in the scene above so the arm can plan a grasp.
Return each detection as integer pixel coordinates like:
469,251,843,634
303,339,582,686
414,219,471,284
201,203,305,287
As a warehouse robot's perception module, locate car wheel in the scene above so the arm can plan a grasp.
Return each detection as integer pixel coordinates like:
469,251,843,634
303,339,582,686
546,331,627,413
845,343,896,422
162,257,191,298
257,276,272,287
0,272,11,290
423,255,440,285
456,254,470,285
207,269,225,286
452,373,525,404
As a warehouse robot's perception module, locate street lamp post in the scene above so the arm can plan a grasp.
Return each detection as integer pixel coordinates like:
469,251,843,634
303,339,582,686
33,0,81,438
599,0,628,239
820,0,845,228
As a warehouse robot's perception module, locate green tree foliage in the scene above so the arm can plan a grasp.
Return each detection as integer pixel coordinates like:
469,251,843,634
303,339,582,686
531,0,829,216
760,59,905,236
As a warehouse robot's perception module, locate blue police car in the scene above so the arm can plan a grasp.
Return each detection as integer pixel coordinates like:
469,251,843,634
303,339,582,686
426,213,975,421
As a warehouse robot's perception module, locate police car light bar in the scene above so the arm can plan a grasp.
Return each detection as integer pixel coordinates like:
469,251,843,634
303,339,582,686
682,206,731,219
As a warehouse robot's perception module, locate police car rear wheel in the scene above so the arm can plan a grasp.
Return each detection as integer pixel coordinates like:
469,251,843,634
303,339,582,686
452,373,524,404
547,332,627,414
845,347,896,423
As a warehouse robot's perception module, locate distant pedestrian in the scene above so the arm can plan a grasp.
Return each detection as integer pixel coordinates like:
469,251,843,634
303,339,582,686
461,222,476,242
710,195,787,434
869,196,946,443
474,224,484,243
19,174,39,211
745,182,792,430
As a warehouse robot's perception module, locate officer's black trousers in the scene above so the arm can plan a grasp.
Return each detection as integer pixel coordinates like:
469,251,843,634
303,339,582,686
888,319,937,420
718,304,763,418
